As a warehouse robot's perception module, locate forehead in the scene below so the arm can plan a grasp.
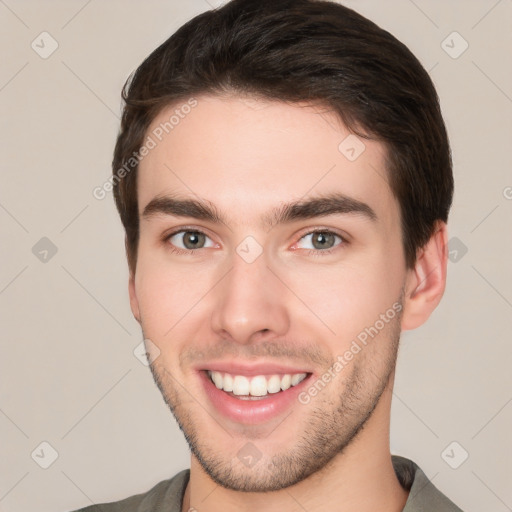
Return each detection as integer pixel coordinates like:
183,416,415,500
137,94,396,224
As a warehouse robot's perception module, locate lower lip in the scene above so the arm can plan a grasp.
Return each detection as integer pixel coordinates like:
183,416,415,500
199,370,312,425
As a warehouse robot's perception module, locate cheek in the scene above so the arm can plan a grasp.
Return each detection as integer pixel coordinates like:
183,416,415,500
284,254,404,343
134,256,194,331
293,269,383,342
134,270,195,373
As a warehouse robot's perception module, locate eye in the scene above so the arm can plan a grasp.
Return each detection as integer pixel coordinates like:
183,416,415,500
167,230,216,251
296,230,344,252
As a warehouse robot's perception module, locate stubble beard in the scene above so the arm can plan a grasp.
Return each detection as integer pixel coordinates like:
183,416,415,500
144,307,402,492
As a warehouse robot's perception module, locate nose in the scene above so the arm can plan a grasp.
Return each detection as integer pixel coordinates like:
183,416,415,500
210,246,290,345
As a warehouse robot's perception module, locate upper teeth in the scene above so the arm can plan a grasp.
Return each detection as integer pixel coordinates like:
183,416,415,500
208,371,308,396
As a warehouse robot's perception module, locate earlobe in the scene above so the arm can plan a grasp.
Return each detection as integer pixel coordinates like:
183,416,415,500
401,221,449,331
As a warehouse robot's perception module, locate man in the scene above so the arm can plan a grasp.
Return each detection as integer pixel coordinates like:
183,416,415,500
75,0,463,510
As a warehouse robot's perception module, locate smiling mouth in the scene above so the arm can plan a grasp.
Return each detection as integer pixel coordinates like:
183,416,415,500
206,370,311,399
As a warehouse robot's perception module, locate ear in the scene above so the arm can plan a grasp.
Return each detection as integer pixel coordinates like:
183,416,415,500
401,221,448,331
128,272,141,324
126,236,141,324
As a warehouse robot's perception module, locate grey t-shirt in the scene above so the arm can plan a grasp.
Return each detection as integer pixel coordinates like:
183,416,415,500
71,455,463,511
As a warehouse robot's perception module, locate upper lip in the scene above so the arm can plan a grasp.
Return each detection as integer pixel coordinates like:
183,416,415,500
196,361,313,377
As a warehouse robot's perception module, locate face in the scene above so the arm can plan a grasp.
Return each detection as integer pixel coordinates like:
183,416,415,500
130,94,409,492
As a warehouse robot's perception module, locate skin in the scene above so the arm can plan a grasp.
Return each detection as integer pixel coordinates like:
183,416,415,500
128,94,448,512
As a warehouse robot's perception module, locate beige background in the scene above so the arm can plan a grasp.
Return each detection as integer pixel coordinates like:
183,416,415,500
1,1,511,511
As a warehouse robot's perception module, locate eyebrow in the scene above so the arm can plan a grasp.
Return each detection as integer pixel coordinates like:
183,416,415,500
142,192,377,229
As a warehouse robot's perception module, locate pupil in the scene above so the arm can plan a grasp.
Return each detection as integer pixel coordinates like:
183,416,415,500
184,232,203,249
313,232,333,249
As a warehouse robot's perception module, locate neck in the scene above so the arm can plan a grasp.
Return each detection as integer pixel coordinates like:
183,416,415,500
182,372,408,512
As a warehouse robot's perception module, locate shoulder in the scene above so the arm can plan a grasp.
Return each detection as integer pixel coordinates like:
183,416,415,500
392,455,464,512
69,469,190,512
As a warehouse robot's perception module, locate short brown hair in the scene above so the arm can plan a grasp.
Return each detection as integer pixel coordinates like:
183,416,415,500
112,0,453,275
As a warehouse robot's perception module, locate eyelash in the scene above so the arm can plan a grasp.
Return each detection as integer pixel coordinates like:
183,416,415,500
301,230,344,257
163,227,347,257
163,228,211,257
